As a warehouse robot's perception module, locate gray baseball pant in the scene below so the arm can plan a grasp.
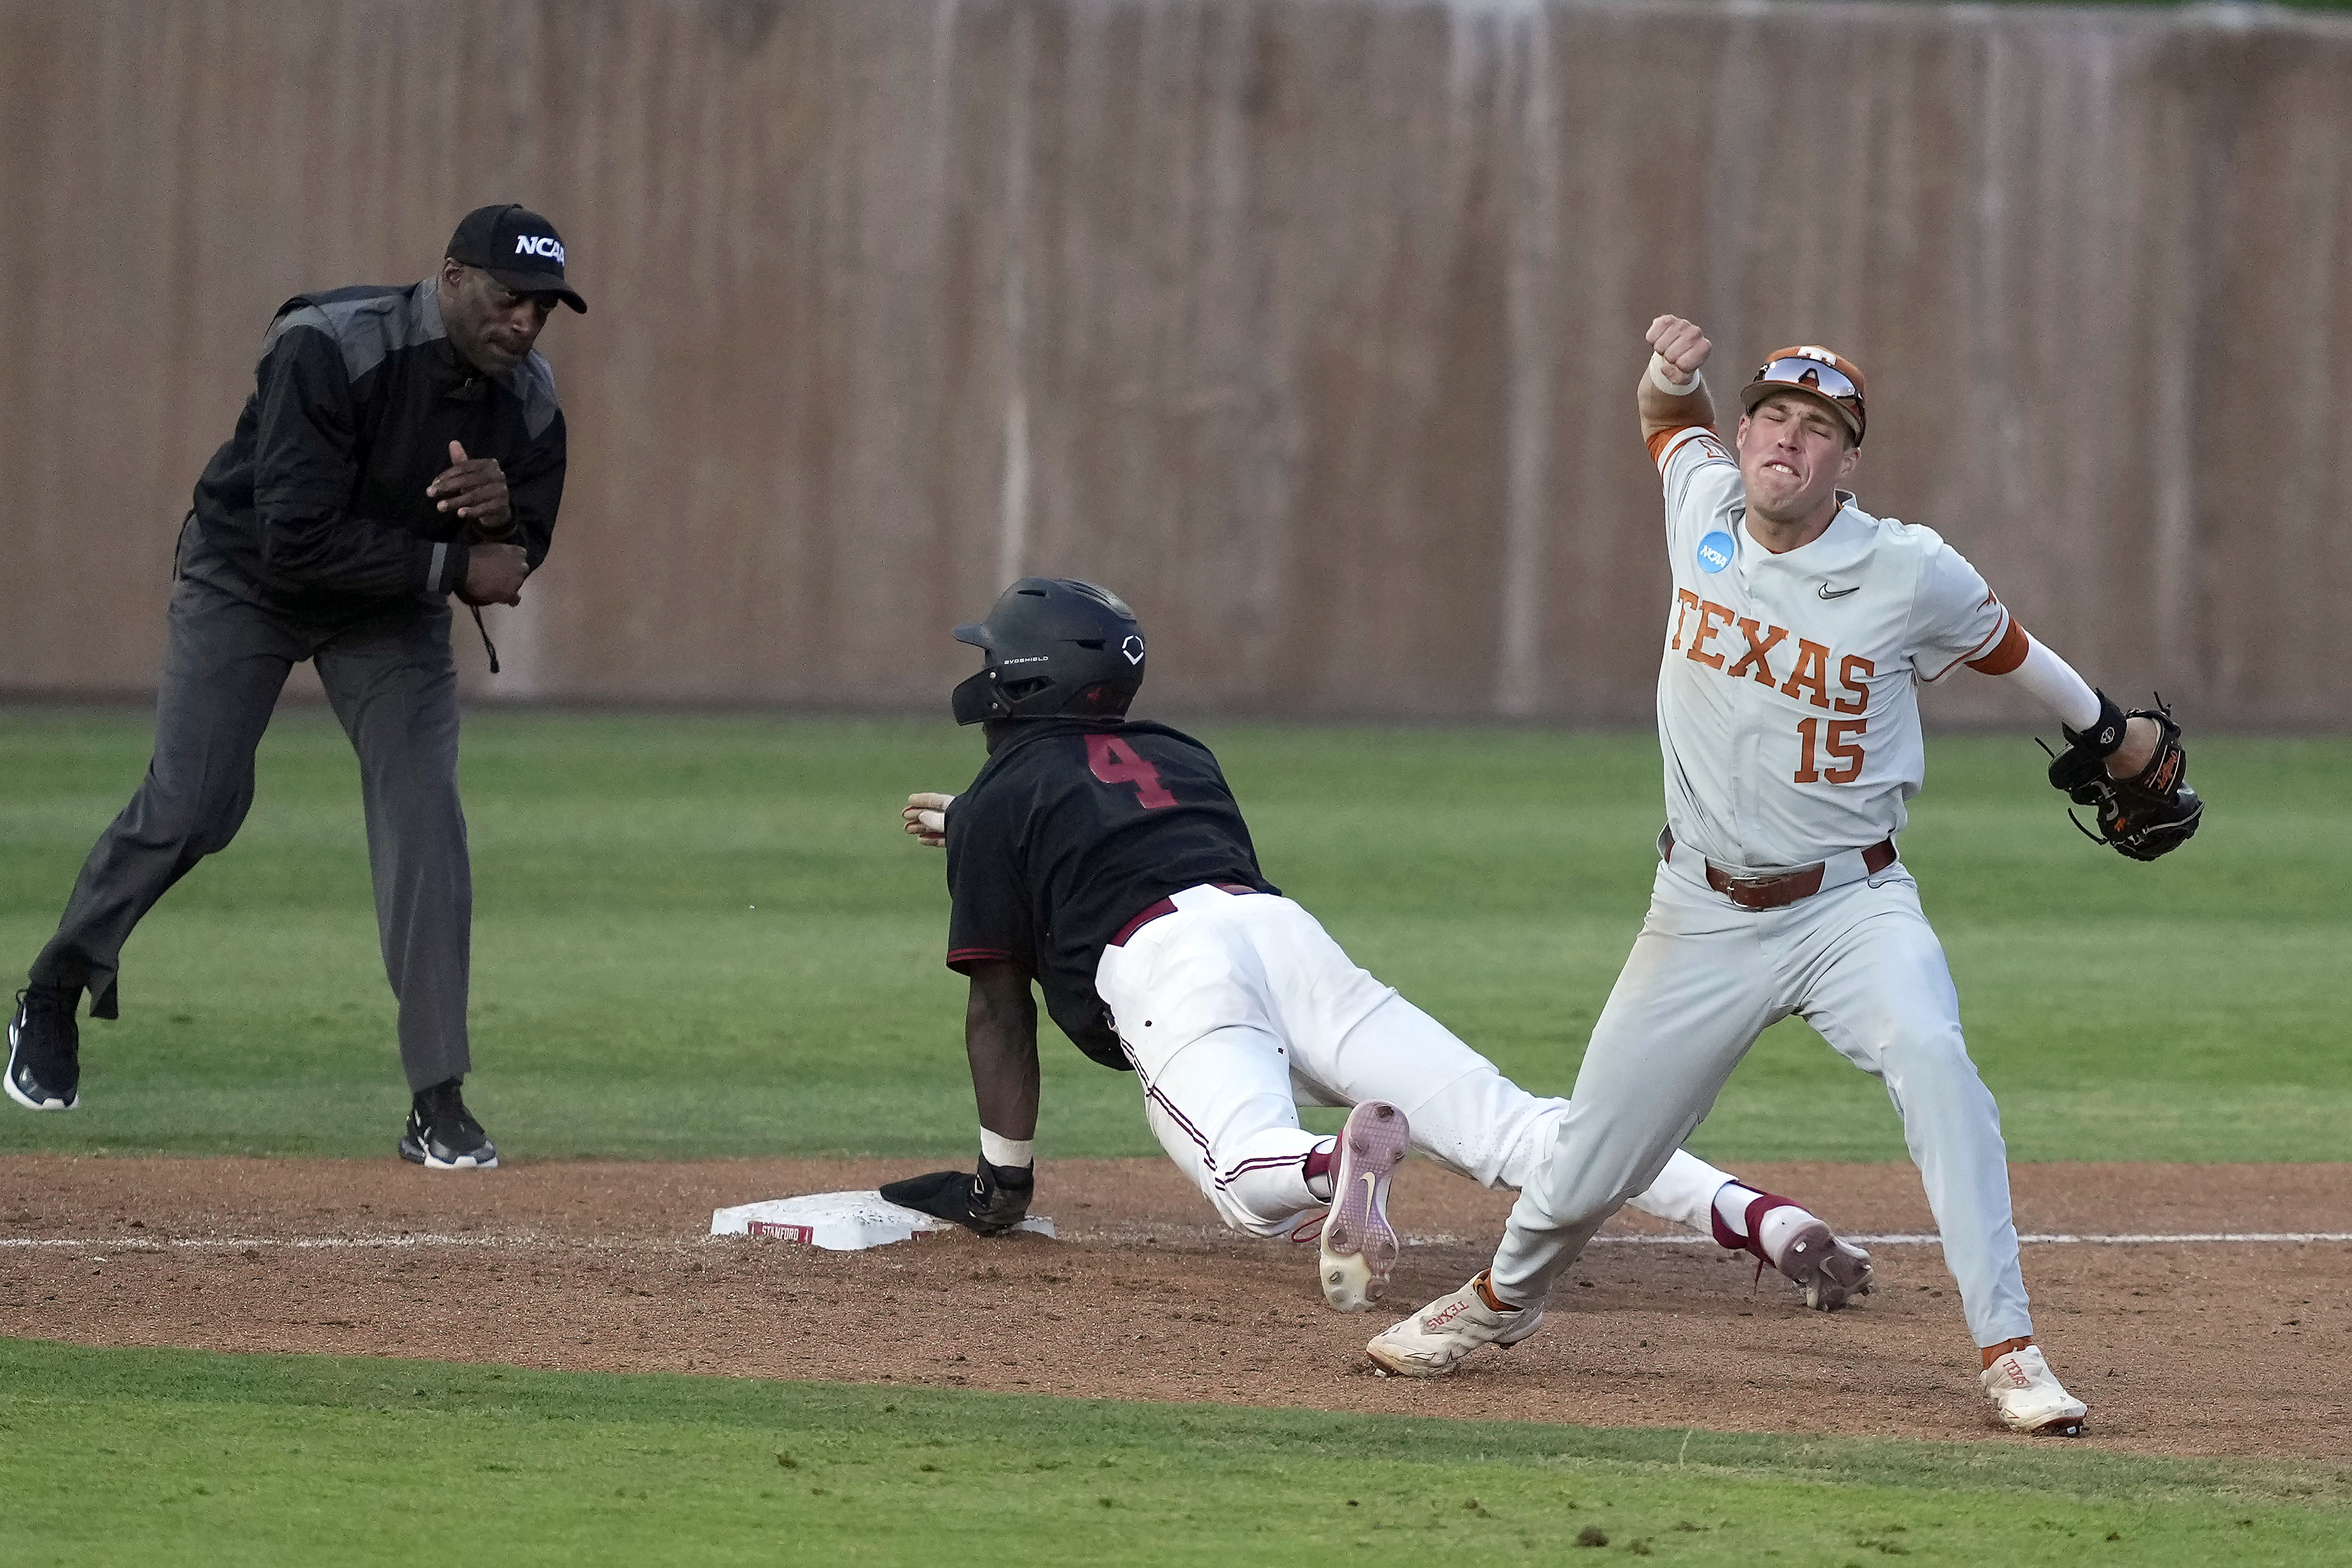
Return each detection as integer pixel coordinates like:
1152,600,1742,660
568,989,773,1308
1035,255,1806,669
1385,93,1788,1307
30,528,473,1092
1488,855,2035,1349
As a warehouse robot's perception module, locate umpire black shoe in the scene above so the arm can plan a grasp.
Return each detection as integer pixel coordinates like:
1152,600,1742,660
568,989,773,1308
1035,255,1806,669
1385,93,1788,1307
399,1079,499,1169
6,986,81,1112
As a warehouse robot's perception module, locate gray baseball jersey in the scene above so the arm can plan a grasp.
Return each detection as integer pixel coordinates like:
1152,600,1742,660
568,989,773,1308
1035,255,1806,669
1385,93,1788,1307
1653,426,2025,870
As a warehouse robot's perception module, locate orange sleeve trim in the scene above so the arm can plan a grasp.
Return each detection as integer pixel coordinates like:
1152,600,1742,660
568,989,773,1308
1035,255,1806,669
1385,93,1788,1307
1919,595,2010,684
1966,617,2030,676
1647,425,1709,470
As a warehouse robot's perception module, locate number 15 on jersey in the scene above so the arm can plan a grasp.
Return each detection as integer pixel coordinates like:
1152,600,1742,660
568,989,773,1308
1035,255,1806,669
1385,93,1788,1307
1794,717,1866,784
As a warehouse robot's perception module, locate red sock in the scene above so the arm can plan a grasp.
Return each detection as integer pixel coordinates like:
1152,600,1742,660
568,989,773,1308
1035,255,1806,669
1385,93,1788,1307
1304,1141,1335,1185
1711,1189,1796,1266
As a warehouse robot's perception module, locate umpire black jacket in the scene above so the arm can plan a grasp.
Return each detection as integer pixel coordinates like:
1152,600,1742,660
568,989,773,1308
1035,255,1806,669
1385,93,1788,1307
189,278,565,609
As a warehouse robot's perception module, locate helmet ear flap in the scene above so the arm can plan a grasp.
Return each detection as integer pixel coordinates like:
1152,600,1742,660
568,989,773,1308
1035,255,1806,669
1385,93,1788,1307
951,668,1006,726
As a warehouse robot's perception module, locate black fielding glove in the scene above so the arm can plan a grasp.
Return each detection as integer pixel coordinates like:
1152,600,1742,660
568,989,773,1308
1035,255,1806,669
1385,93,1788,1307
880,1157,1035,1236
2044,692,2203,862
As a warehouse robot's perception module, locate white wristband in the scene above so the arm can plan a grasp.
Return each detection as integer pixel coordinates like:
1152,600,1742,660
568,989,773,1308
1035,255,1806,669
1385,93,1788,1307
980,1129,1034,1169
1648,353,1699,396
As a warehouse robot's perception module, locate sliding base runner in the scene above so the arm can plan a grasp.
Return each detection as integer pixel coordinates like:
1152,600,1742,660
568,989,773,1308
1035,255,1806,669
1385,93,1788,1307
882,577,1873,1321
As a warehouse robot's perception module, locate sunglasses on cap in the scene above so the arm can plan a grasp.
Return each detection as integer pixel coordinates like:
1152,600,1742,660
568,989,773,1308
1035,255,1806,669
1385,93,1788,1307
1746,353,1865,441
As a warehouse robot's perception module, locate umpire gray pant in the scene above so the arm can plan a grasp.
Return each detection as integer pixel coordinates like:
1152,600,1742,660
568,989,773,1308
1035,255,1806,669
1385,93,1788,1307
30,527,473,1091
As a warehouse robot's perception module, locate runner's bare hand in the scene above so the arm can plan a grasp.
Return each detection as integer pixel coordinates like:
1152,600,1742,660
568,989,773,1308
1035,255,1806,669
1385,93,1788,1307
904,791,955,848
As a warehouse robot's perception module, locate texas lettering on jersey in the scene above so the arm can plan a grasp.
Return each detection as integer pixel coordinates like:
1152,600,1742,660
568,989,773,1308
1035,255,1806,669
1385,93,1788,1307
1649,426,2023,868
1668,589,1874,784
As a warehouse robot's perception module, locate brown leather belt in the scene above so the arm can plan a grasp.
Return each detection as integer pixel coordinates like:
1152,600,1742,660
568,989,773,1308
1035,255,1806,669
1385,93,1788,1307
1662,829,1896,911
1109,882,1263,947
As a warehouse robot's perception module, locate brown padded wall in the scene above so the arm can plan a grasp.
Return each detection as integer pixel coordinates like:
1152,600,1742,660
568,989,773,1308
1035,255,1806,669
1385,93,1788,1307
2,0,2347,725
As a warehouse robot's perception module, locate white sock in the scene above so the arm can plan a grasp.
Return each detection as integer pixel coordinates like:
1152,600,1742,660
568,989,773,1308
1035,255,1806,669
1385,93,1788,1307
1713,1181,1762,1240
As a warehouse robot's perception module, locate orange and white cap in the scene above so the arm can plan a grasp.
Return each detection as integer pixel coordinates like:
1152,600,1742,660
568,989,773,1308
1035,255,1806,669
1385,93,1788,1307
1740,345,1867,444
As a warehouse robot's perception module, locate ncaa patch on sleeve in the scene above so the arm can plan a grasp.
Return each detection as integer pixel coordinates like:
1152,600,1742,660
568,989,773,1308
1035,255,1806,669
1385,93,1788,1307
1696,531,1736,574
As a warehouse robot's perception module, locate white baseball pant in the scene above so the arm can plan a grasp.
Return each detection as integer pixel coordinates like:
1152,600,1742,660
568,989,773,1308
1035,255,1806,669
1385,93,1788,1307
1488,855,2034,1348
1092,883,1735,1239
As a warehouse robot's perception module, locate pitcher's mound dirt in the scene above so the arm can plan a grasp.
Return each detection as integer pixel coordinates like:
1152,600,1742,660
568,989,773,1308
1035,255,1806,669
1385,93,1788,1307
3,1155,2345,1462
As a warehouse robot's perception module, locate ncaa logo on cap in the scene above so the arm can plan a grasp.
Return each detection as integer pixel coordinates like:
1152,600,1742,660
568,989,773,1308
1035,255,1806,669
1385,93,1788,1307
446,203,589,314
1696,531,1736,574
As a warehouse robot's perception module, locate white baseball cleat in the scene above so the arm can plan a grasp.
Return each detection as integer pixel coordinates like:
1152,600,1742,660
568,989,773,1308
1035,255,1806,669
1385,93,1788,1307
1318,1101,1410,1312
1981,1345,2089,1436
1365,1272,1544,1377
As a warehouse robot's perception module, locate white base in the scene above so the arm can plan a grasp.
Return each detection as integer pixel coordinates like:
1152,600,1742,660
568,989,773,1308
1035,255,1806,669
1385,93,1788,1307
710,1190,1057,1251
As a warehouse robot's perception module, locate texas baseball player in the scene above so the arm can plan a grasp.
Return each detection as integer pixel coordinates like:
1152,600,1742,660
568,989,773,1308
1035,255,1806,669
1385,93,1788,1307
880,577,1875,1317
1366,319,2200,1436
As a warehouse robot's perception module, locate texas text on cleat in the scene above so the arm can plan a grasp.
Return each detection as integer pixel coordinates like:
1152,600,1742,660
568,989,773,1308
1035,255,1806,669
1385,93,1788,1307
6,987,81,1112
1981,1345,2089,1436
1319,1101,1410,1312
399,1079,499,1169
1365,1272,1544,1378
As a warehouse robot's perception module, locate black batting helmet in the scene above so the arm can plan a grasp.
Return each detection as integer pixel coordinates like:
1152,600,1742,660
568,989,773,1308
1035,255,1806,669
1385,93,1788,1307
950,578,1147,725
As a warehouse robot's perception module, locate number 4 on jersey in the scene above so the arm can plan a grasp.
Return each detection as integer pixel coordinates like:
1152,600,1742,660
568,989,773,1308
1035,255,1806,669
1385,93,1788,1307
1087,733,1178,809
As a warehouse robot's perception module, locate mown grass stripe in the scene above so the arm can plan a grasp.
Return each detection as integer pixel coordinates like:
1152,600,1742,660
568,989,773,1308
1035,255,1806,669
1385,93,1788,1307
2,1338,2346,1568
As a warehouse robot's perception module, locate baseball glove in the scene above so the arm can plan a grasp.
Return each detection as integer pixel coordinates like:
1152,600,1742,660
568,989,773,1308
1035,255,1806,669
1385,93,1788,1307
880,1157,1035,1236
2044,692,2202,861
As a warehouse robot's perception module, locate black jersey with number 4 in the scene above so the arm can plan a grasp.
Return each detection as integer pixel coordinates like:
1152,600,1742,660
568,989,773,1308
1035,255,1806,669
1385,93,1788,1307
943,718,1277,1068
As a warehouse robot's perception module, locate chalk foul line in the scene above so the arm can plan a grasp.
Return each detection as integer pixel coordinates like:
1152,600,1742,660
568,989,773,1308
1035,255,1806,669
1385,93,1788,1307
0,1234,514,1251
1602,1231,2352,1247
3,1230,2349,1254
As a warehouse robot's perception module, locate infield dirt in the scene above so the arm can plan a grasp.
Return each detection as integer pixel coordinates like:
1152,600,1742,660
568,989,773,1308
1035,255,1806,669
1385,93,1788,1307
3,1155,2344,1462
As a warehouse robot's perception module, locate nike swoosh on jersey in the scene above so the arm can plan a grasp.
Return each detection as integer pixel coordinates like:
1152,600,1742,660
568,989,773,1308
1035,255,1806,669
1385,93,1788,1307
1817,581,1862,599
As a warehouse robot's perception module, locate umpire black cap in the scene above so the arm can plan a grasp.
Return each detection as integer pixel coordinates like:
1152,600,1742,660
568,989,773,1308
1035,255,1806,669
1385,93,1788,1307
447,203,587,314
951,579,1147,725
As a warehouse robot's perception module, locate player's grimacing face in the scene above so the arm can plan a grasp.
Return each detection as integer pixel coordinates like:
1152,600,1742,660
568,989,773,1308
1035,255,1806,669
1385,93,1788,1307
1735,392,1858,524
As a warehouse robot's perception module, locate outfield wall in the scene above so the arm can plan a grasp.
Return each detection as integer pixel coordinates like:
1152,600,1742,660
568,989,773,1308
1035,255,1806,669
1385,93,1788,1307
3,0,2349,725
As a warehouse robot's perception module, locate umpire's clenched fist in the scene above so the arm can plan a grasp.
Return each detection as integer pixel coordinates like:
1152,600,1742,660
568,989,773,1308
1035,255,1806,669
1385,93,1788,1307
1646,315,1713,380
461,543,529,607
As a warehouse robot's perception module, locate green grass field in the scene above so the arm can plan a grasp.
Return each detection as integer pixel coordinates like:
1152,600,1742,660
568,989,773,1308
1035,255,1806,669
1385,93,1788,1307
3,1339,2346,1568
0,707,2343,1164
3,706,2348,1565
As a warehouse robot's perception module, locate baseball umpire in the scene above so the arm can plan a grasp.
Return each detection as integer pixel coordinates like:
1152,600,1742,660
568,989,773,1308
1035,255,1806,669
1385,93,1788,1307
882,577,1874,1316
4,204,584,1170
1368,319,2200,1436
